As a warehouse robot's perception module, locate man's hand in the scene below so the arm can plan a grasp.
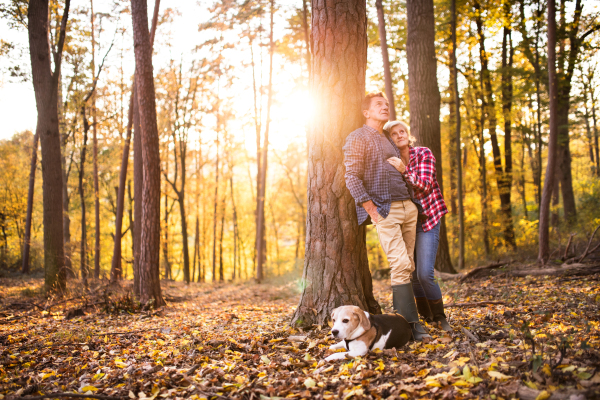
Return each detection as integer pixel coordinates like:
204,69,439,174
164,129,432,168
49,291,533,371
387,157,406,173
362,200,382,223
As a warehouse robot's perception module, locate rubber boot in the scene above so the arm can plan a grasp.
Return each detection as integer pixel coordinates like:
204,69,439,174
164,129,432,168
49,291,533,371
415,297,433,322
392,283,431,342
429,299,452,332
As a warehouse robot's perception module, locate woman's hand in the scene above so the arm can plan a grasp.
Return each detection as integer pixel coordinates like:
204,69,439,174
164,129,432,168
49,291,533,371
387,157,406,173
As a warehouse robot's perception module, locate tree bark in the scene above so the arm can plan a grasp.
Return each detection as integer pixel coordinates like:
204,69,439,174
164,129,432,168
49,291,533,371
130,0,164,306
538,0,559,264
406,0,456,273
129,0,159,289
375,0,396,121
28,0,70,292
292,0,381,327
22,132,39,274
451,0,464,270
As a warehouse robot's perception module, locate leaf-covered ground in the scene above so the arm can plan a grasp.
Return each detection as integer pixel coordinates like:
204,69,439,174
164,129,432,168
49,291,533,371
1,272,599,400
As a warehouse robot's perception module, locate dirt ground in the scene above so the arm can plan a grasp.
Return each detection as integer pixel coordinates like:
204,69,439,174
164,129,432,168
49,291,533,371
1,271,599,399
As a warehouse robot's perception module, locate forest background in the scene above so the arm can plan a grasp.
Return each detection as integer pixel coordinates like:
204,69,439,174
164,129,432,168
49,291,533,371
0,0,600,284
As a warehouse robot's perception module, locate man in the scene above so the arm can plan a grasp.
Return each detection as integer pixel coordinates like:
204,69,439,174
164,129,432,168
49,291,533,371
343,92,430,341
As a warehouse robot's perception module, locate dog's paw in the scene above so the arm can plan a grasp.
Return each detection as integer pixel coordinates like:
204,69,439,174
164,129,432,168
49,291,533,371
329,342,345,350
325,352,346,361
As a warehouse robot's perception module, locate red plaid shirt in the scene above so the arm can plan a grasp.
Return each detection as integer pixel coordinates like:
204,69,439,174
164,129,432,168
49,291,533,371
403,146,448,231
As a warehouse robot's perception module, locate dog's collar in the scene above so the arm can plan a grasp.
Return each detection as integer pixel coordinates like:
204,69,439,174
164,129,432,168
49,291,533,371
344,324,381,351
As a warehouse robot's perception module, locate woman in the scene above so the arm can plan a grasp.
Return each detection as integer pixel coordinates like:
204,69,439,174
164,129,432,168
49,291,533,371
383,120,452,331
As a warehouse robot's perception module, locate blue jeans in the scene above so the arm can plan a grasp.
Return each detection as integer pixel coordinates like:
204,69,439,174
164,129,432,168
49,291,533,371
412,220,443,300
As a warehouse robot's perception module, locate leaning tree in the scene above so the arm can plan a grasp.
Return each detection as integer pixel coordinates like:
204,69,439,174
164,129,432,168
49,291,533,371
406,0,456,273
292,0,381,327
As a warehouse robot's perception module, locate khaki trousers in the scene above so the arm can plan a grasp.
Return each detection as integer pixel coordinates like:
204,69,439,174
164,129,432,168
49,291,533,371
375,200,418,286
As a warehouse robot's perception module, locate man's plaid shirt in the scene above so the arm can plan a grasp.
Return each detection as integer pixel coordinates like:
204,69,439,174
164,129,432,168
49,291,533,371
403,146,448,232
343,125,401,225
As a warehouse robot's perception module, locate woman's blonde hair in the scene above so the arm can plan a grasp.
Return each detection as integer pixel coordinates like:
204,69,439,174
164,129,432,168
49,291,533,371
383,120,417,145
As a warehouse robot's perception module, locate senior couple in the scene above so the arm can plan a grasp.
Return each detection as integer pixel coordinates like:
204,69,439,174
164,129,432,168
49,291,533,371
343,92,451,341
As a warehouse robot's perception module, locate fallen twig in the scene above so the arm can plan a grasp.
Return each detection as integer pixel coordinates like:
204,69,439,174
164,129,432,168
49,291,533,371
510,264,600,277
459,261,511,281
563,233,576,260
579,224,600,262
461,327,479,343
9,393,124,400
445,301,506,308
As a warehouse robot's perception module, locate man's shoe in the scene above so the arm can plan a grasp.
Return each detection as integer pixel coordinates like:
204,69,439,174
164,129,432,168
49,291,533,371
392,283,431,342
429,298,452,332
415,296,433,322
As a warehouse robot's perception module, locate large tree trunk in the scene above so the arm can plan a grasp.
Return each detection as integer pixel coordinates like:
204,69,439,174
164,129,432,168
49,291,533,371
292,0,381,327
406,0,456,273
375,0,396,121
129,0,159,289
538,0,559,264
22,132,39,274
130,0,164,306
28,0,70,292
451,0,464,270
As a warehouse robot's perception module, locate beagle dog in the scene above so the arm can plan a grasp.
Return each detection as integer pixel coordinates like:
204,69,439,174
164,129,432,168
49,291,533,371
325,305,412,361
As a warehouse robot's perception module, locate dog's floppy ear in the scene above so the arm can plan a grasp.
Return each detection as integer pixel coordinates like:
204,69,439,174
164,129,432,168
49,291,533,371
330,307,339,321
356,309,371,331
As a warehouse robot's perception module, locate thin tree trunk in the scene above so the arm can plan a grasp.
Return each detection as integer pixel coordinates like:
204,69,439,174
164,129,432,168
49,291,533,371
110,91,133,283
212,108,220,283
476,4,516,249
59,73,74,279
255,0,275,282
91,0,101,280
538,0,559,264
301,0,311,78
479,70,490,256
28,0,70,292
219,197,225,282
162,177,171,279
130,0,164,306
230,174,239,280
22,132,39,274
375,0,396,121
405,0,456,272
451,0,464,270
501,24,516,249
292,0,381,327
591,75,600,176
79,107,90,288
133,92,142,295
